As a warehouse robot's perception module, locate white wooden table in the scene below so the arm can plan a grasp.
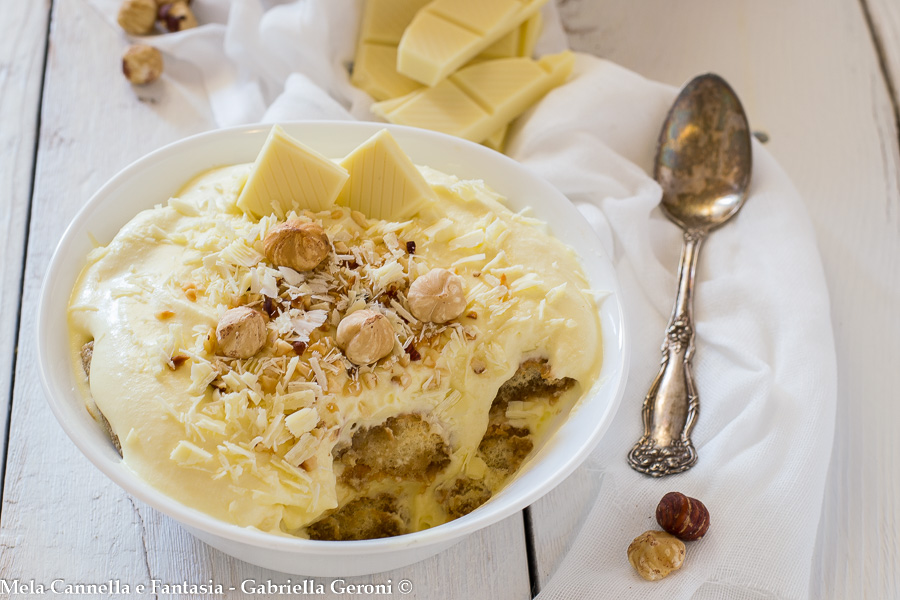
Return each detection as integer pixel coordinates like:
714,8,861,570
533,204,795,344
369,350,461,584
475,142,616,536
1,0,898,598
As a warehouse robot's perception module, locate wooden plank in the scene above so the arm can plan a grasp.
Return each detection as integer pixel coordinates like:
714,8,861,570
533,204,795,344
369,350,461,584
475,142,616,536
529,1,900,598
0,0,50,488
0,3,532,598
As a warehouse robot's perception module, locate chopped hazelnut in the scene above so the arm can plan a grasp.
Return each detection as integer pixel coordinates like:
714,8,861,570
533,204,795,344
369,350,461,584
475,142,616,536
181,282,198,301
262,296,276,317
273,339,294,356
122,44,163,86
350,210,369,229
259,374,277,394
169,354,189,369
361,372,378,389
264,220,330,272
158,1,197,32
404,344,421,361
407,268,467,323
117,0,157,35
216,306,267,359
335,309,394,365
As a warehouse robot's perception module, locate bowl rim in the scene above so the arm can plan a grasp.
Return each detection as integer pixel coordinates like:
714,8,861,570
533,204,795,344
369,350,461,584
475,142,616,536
37,120,629,555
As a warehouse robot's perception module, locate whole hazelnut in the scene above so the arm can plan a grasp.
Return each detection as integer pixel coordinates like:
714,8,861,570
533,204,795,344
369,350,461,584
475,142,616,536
336,309,394,365
216,307,267,359
122,44,164,85
627,530,685,581
656,491,710,541
117,0,157,35
407,268,466,323
158,1,198,32
264,220,330,272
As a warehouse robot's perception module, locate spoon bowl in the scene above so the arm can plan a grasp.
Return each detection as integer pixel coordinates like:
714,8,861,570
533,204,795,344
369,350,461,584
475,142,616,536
655,74,752,231
629,74,752,477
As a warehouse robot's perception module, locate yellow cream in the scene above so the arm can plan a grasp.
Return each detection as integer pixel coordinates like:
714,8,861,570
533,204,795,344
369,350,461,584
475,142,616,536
68,162,602,537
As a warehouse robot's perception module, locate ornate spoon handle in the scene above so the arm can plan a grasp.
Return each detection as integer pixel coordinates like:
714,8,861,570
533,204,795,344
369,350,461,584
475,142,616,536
628,230,704,476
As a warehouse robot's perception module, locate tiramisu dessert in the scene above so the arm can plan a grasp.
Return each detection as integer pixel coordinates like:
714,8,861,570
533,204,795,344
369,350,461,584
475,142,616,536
68,126,602,540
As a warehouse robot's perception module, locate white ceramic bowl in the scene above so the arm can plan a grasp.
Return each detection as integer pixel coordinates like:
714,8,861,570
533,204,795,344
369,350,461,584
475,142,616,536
38,121,628,576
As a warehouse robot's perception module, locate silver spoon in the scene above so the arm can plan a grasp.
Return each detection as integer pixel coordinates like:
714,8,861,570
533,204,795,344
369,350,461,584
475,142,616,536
627,74,752,477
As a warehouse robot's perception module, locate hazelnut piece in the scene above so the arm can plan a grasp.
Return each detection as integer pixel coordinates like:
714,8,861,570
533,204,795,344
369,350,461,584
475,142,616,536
122,44,164,85
158,1,198,32
656,491,710,541
407,268,466,323
336,309,394,365
627,530,685,581
264,220,330,272
117,0,157,35
216,307,267,359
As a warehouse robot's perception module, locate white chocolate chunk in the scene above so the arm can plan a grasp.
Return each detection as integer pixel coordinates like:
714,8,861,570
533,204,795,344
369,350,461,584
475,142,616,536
236,125,350,219
429,0,521,35
351,2,540,102
470,14,541,61
170,440,213,466
397,11,483,86
285,407,319,438
352,43,423,102
350,0,429,101
483,126,508,152
478,25,519,61
518,12,543,57
359,0,430,44
372,51,575,144
337,129,436,220
397,0,549,86
374,81,488,137
284,433,317,466
452,55,550,110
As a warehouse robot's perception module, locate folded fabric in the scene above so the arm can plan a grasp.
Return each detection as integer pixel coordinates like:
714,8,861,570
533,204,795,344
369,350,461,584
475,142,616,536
512,58,836,599
88,1,837,596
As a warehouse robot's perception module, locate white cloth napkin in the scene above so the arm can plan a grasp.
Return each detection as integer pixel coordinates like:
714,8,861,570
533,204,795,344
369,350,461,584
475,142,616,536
91,1,837,597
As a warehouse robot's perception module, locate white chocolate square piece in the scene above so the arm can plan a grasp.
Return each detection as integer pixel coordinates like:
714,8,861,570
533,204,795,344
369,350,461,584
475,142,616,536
338,129,436,221
237,125,350,219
